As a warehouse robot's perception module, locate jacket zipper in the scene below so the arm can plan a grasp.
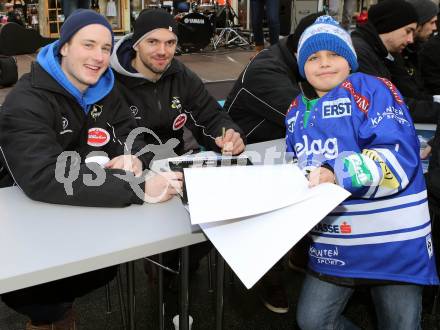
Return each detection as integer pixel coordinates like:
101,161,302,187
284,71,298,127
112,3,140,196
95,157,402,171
154,87,162,111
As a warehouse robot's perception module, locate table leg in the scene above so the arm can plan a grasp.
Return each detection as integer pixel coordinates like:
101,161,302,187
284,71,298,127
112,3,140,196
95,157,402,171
127,261,136,330
158,253,165,330
180,246,190,330
216,252,225,330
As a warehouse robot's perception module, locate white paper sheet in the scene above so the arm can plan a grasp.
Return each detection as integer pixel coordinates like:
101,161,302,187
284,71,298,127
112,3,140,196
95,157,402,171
184,164,310,224
200,183,350,289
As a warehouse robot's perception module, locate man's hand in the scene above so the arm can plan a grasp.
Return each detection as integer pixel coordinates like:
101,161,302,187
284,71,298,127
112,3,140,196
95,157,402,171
144,171,183,203
215,128,245,155
308,166,335,187
105,155,143,177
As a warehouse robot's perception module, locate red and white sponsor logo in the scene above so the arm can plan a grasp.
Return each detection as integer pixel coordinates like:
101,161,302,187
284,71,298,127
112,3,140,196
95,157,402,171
172,113,187,131
341,80,370,114
376,77,404,104
287,98,298,114
340,222,352,234
87,127,110,147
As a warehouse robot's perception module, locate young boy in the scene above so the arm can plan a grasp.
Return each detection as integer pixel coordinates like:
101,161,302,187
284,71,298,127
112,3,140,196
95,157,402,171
286,16,439,329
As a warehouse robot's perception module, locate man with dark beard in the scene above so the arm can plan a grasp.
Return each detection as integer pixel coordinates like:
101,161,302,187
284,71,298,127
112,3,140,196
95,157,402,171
110,8,245,157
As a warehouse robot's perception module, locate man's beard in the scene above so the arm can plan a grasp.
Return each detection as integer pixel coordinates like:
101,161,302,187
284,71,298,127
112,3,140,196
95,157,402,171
142,57,171,75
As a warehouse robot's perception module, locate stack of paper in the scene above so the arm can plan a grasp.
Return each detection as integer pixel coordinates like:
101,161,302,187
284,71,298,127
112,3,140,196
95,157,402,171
184,164,350,289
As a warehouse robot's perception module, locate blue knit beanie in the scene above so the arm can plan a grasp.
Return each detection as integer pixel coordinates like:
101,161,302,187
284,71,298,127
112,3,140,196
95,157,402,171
57,9,114,54
297,15,358,78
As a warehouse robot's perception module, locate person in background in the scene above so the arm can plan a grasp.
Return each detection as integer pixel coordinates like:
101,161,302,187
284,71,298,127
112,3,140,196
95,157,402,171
5,2,23,26
0,10,182,329
355,6,368,26
351,0,439,124
420,12,440,95
387,0,438,101
250,0,280,53
287,15,439,329
62,0,91,18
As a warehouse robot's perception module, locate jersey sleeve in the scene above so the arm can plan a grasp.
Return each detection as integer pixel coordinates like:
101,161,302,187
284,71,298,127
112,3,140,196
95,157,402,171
331,77,420,198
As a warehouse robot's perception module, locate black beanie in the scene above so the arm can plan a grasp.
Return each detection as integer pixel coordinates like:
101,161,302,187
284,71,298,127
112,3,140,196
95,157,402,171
132,9,178,47
406,0,438,24
368,0,418,34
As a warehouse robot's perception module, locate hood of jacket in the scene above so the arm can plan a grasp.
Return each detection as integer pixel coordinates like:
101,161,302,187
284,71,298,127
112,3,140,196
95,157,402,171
36,41,114,114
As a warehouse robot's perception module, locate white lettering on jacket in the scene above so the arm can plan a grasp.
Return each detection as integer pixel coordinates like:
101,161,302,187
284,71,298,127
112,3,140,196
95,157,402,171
295,135,339,160
322,98,352,118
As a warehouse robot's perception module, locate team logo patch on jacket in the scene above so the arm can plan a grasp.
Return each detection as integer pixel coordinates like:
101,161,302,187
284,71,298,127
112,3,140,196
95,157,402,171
61,117,69,129
287,111,299,133
171,97,182,111
87,127,110,147
90,104,103,120
341,80,370,114
173,113,187,130
130,105,141,120
322,98,352,118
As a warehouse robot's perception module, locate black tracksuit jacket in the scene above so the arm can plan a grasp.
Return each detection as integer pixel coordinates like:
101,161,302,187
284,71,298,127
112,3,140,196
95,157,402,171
0,63,145,206
223,38,302,144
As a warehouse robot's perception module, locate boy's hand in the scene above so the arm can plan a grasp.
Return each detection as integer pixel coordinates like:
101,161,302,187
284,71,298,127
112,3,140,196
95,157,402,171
308,166,335,187
215,128,245,155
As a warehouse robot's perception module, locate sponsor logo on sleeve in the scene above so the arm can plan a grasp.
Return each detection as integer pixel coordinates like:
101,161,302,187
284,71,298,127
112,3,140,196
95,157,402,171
344,154,372,187
60,116,73,135
370,106,410,127
427,235,434,258
87,127,110,147
341,80,370,114
171,97,182,111
362,149,399,189
287,111,299,133
322,98,352,119
62,117,69,129
130,105,141,120
376,77,404,104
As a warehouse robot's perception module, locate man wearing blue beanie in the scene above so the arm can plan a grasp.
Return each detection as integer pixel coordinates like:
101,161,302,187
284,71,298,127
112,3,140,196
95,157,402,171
0,9,184,330
287,15,438,329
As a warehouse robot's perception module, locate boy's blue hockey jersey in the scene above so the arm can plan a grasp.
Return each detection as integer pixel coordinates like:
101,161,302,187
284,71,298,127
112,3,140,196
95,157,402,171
285,72,439,285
